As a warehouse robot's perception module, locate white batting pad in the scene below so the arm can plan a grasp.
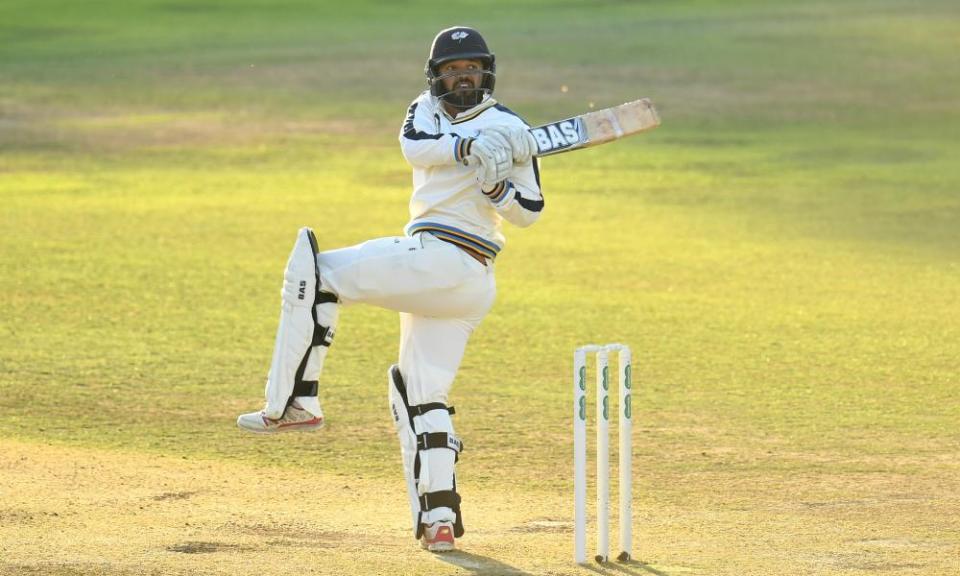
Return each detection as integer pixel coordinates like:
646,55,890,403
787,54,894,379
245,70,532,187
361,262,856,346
414,407,457,525
264,228,321,419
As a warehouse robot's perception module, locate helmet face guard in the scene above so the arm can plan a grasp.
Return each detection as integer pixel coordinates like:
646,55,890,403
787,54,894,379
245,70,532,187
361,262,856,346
426,65,496,111
424,27,496,111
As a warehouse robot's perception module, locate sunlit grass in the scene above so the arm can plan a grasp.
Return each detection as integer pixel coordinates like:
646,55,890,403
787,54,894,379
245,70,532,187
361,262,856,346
1,0,957,492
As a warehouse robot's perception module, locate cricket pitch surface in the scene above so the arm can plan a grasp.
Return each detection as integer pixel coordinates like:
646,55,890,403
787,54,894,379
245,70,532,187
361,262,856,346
2,438,958,576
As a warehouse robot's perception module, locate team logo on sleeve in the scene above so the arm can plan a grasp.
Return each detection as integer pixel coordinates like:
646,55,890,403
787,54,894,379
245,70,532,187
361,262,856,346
530,118,586,154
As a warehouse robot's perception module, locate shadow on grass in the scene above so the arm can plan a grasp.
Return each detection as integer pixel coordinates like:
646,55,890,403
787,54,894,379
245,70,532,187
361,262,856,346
435,552,672,576
581,558,672,576
434,550,535,575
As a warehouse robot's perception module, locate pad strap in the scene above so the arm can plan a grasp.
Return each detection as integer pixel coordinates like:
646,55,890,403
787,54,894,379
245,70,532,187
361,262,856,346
292,380,318,397
416,432,463,453
390,366,456,423
417,432,463,463
408,403,455,418
312,323,334,347
417,489,465,539
316,289,338,304
419,490,460,512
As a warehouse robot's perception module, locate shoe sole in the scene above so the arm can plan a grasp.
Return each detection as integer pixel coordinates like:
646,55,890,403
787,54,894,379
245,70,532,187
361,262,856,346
276,418,324,432
421,536,455,553
237,417,324,434
425,541,455,553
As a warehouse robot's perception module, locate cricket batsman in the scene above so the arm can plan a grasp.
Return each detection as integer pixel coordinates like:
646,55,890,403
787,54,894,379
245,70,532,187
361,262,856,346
237,26,544,552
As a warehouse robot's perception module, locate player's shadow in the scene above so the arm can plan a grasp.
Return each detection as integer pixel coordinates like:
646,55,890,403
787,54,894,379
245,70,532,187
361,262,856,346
433,550,535,575
435,552,670,576
581,558,672,576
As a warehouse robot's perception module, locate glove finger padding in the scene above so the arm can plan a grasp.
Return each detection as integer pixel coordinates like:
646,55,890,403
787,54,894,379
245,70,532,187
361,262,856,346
475,151,511,188
469,136,501,169
470,132,513,187
485,130,511,155
487,125,538,165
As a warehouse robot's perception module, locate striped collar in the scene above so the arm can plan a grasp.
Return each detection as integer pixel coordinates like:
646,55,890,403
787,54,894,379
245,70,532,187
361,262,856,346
441,97,499,125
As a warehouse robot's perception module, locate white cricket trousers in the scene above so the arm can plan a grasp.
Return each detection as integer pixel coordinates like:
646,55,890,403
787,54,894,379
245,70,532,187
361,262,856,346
318,232,496,404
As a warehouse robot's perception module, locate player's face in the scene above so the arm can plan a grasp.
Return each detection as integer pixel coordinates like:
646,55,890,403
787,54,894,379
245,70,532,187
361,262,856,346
439,59,484,94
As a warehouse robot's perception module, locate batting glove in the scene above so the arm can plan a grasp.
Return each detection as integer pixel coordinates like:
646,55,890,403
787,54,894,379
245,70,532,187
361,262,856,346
469,131,512,187
486,125,538,165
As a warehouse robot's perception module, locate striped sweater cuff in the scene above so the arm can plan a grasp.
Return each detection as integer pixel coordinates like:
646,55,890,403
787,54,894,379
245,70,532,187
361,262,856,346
454,136,476,165
481,180,511,204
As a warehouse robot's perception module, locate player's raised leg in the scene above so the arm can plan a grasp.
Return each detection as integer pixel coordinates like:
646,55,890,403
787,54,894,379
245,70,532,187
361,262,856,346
238,227,340,434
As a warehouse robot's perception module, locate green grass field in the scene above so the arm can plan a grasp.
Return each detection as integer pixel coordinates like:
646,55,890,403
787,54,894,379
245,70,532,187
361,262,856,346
2,1,959,574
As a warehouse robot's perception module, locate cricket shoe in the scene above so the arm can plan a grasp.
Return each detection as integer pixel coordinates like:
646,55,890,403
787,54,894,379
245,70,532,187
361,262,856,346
236,401,324,434
420,521,455,553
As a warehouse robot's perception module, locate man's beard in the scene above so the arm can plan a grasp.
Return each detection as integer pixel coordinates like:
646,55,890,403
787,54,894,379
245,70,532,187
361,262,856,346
444,87,484,110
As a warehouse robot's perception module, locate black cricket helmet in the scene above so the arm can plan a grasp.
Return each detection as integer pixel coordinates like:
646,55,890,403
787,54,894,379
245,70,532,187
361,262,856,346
425,26,496,109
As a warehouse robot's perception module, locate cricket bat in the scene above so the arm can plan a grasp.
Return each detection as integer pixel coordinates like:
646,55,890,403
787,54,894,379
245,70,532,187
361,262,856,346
529,98,660,157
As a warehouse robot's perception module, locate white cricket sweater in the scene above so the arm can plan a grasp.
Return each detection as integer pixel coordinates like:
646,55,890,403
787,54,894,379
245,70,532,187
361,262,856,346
399,90,544,259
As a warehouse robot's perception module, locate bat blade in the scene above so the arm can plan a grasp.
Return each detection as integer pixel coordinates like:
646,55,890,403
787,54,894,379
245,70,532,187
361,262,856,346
529,98,660,157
